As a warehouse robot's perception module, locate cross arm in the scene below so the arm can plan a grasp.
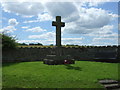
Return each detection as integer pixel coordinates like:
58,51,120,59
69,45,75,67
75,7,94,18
52,21,57,26
61,22,65,27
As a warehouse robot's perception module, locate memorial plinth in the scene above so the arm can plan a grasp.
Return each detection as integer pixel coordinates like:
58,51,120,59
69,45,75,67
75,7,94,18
43,16,75,65
43,55,75,65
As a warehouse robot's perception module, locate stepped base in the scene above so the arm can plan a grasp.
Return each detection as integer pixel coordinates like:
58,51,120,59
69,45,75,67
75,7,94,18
43,55,75,65
99,79,120,90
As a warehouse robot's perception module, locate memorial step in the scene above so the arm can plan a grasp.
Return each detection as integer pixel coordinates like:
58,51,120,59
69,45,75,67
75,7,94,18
99,79,120,90
104,84,119,89
99,80,118,84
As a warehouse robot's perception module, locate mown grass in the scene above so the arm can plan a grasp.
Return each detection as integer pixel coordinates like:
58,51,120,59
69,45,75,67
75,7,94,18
2,61,118,88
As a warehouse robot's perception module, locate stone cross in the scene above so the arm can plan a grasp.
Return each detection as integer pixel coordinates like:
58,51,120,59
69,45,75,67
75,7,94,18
52,16,65,47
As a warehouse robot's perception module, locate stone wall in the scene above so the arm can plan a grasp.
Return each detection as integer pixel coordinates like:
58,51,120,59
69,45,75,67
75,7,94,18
2,47,118,63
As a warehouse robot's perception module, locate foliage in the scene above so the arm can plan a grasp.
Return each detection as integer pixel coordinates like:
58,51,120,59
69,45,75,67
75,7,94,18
66,44,78,46
2,33,18,49
2,61,118,88
19,43,28,46
29,43,43,46
50,44,54,46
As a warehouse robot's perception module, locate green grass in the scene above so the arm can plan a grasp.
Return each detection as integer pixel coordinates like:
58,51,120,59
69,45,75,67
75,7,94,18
2,61,118,88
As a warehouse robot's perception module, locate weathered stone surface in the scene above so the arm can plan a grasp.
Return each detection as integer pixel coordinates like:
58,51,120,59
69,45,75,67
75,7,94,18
43,55,75,65
99,79,120,90
3,47,118,63
104,84,120,89
99,80,118,84
43,16,75,65
52,16,65,47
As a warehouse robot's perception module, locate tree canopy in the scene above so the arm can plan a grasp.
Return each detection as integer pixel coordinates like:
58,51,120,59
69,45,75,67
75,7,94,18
1,33,18,49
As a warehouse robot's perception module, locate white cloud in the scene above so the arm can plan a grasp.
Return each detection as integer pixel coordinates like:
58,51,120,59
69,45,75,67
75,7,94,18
62,38,83,41
8,18,18,26
25,27,47,32
23,13,53,23
78,8,111,28
22,15,34,18
62,38,83,45
17,37,83,45
28,32,55,39
90,41,117,46
23,20,39,23
0,18,18,33
17,39,55,45
109,13,119,18
45,2,79,23
88,1,105,7
63,7,114,34
93,38,118,42
82,25,113,35
92,38,118,45
2,2,44,16
37,13,53,21
28,30,84,45
21,26,29,29
0,26,16,33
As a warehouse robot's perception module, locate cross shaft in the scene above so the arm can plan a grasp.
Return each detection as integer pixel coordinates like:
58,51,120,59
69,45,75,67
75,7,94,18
52,16,65,47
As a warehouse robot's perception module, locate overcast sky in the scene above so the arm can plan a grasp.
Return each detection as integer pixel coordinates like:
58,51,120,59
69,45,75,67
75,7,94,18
0,1,119,46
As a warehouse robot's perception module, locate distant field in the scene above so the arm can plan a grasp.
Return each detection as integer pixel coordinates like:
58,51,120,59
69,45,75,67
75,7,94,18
2,61,118,88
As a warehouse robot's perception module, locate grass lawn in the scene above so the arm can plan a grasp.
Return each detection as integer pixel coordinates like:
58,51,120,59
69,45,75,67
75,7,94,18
2,61,118,88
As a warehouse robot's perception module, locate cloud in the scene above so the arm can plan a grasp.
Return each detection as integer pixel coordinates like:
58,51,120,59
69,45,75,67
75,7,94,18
63,7,114,34
91,37,118,45
93,37,118,42
62,38,83,45
88,1,105,7
28,31,84,45
0,26,16,33
17,39,55,45
85,25,118,39
45,2,79,23
90,41,117,46
0,18,18,33
78,8,111,28
21,26,29,29
2,2,44,16
23,13,53,23
22,15,34,18
28,32,55,39
37,13,53,21
8,18,18,26
25,27,47,32
23,20,39,23
17,37,83,45
91,25,114,35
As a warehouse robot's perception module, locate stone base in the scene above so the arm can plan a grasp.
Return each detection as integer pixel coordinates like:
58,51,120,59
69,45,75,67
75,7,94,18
43,55,75,65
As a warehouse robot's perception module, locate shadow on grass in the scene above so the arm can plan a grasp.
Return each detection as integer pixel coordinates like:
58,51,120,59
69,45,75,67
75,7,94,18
64,64,82,71
2,62,21,67
78,59,119,63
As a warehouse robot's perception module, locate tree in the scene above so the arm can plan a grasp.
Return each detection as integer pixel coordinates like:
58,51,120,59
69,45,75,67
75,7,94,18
29,43,43,46
50,44,54,46
36,43,43,46
19,43,28,45
2,33,18,49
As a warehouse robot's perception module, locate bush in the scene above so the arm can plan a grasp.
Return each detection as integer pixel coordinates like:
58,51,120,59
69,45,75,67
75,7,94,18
2,34,18,49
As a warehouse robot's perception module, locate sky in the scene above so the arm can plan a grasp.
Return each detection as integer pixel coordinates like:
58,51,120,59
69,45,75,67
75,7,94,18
0,0,119,46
